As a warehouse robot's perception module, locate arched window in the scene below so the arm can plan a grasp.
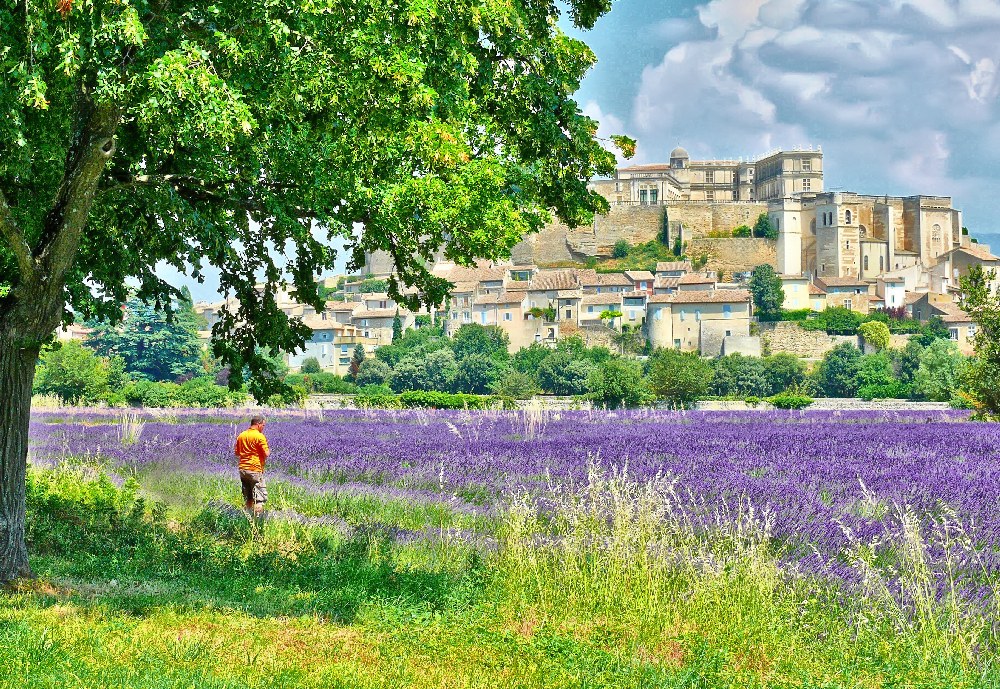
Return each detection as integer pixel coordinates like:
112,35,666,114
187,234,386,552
810,218,816,235
931,223,942,242
859,224,868,238
845,210,852,224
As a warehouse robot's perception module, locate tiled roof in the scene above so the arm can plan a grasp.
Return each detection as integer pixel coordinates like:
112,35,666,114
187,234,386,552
621,290,648,299
474,292,525,306
554,289,582,299
904,291,925,305
678,273,715,285
669,289,751,304
956,244,1000,261
618,163,672,172
302,316,354,331
528,270,580,291
591,273,632,286
624,270,655,281
655,260,692,273
646,294,674,304
326,301,362,312
353,309,398,319
931,302,972,323
809,284,827,296
654,276,680,290
581,294,623,305
816,276,869,288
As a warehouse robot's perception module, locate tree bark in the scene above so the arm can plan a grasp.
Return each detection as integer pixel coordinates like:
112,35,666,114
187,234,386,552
0,332,40,584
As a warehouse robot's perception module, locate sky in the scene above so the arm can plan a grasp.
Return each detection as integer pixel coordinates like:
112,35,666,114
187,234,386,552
169,0,1000,301
565,0,1000,242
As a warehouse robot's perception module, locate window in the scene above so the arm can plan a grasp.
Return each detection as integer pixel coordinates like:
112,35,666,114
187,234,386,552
705,170,715,184
463,312,470,323
846,240,850,250
653,308,662,321
802,178,811,191
339,357,350,365
629,310,637,321
950,328,959,341
969,323,977,337
588,305,594,313
673,338,682,349
723,304,732,319
802,158,811,171
864,256,869,271
362,319,368,327
565,309,572,319
844,299,852,311
810,218,816,235
931,223,942,242
845,210,852,224
481,311,487,324
340,344,348,354
725,330,732,337
705,190,715,201
679,309,686,322
639,189,648,204
695,309,702,322
504,312,512,322
649,189,658,204
321,344,328,357
880,256,885,271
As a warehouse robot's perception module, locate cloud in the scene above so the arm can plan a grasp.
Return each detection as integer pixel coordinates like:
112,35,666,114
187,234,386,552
608,0,1000,227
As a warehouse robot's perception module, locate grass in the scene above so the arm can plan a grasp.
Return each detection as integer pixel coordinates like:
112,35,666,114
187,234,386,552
2,461,997,687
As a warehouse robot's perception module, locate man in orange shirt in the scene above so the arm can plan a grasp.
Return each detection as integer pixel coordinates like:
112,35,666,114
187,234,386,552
234,416,270,517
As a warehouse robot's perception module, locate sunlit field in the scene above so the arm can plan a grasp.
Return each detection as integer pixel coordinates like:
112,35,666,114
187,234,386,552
4,408,999,687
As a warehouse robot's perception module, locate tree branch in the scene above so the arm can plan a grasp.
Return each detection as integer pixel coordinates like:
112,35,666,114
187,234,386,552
0,191,34,281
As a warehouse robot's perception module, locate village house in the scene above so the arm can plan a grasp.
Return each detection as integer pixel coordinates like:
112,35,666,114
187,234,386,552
287,319,376,375
814,276,872,312
645,289,753,355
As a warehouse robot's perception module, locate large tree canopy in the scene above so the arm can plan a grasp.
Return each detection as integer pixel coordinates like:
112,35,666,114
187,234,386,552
0,0,625,582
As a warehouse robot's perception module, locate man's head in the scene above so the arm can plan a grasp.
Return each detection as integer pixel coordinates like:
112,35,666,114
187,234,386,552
250,416,266,430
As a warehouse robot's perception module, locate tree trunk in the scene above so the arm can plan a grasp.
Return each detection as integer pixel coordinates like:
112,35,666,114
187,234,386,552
0,332,40,584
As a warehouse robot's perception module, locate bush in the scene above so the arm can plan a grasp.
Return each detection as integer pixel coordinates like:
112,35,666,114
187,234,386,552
859,321,891,351
768,392,814,409
732,224,752,238
490,370,539,400
355,359,392,388
300,357,322,374
33,340,111,404
398,390,501,410
123,379,179,407
285,372,358,394
587,358,652,408
611,240,630,259
174,376,235,407
355,384,401,409
858,382,912,400
646,348,713,407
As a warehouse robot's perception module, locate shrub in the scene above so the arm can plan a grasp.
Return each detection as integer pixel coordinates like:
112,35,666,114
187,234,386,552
646,348,713,407
859,321,891,351
398,390,500,410
355,359,392,388
123,379,179,407
174,376,234,407
768,392,814,409
33,340,110,404
355,384,401,409
490,370,539,400
300,357,322,374
858,382,912,400
587,358,652,408
611,239,630,258
732,224,752,238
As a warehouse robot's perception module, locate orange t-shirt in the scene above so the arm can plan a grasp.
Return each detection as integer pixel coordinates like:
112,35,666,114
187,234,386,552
235,428,269,473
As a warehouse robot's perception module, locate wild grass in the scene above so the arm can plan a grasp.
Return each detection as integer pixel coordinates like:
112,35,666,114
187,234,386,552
3,463,997,688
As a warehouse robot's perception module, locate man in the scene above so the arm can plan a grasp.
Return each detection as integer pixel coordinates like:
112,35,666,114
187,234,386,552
234,416,270,517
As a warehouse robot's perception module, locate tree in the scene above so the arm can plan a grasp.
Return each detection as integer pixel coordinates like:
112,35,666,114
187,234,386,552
453,353,505,394
0,0,623,581
388,348,458,393
599,310,622,329
32,341,110,404
732,224,752,238
452,324,510,362
859,321,891,351
588,358,651,408
959,265,1000,414
913,339,966,402
761,353,806,395
536,352,594,395
612,323,645,355
392,311,403,344
748,265,785,321
491,370,539,400
512,343,553,374
753,213,778,239
814,343,862,397
612,240,630,259
87,298,203,381
710,354,770,398
355,359,391,388
300,357,322,374
349,344,366,381
646,348,713,407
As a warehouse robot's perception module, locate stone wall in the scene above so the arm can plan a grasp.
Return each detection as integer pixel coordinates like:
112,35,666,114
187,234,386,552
687,238,777,275
668,202,768,239
758,321,857,359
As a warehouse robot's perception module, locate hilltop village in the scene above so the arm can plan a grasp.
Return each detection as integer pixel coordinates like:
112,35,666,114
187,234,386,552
188,145,999,372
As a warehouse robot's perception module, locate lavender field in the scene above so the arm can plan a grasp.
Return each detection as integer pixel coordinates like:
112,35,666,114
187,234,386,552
15,407,1000,685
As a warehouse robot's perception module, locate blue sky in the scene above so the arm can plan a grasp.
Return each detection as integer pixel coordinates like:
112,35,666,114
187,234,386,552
565,0,1000,243
171,0,1000,301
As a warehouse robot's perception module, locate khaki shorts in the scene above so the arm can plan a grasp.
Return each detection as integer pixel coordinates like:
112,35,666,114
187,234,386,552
239,470,268,505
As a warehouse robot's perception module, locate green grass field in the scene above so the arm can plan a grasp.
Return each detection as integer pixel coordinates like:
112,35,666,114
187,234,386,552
2,460,995,689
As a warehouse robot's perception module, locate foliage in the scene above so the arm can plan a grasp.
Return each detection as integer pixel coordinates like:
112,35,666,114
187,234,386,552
392,311,403,343
453,353,507,395
490,370,540,400
33,341,111,404
858,382,912,401
762,353,807,395
753,213,778,240
732,224,752,238
612,239,630,259
354,385,401,409
349,344,366,381
768,391,814,409
912,339,966,402
398,391,502,410
710,354,770,398
598,309,622,325
355,359,392,388
859,321,891,351
389,349,458,393
536,353,595,395
587,358,652,408
285,372,358,395
0,0,620,404
814,343,862,397
86,298,203,382
452,324,511,362
856,352,896,389
300,357,322,374
512,343,553,375
612,323,645,356
894,339,925,384
646,348,713,407
959,266,1000,416
593,239,678,273
748,265,785,321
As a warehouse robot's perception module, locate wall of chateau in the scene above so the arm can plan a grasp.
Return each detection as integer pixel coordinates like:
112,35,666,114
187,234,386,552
687,238,777,275
669,202,768,239
758,321,857,359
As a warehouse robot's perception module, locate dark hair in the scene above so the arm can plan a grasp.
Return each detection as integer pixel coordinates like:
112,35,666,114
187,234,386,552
250,416,265,426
